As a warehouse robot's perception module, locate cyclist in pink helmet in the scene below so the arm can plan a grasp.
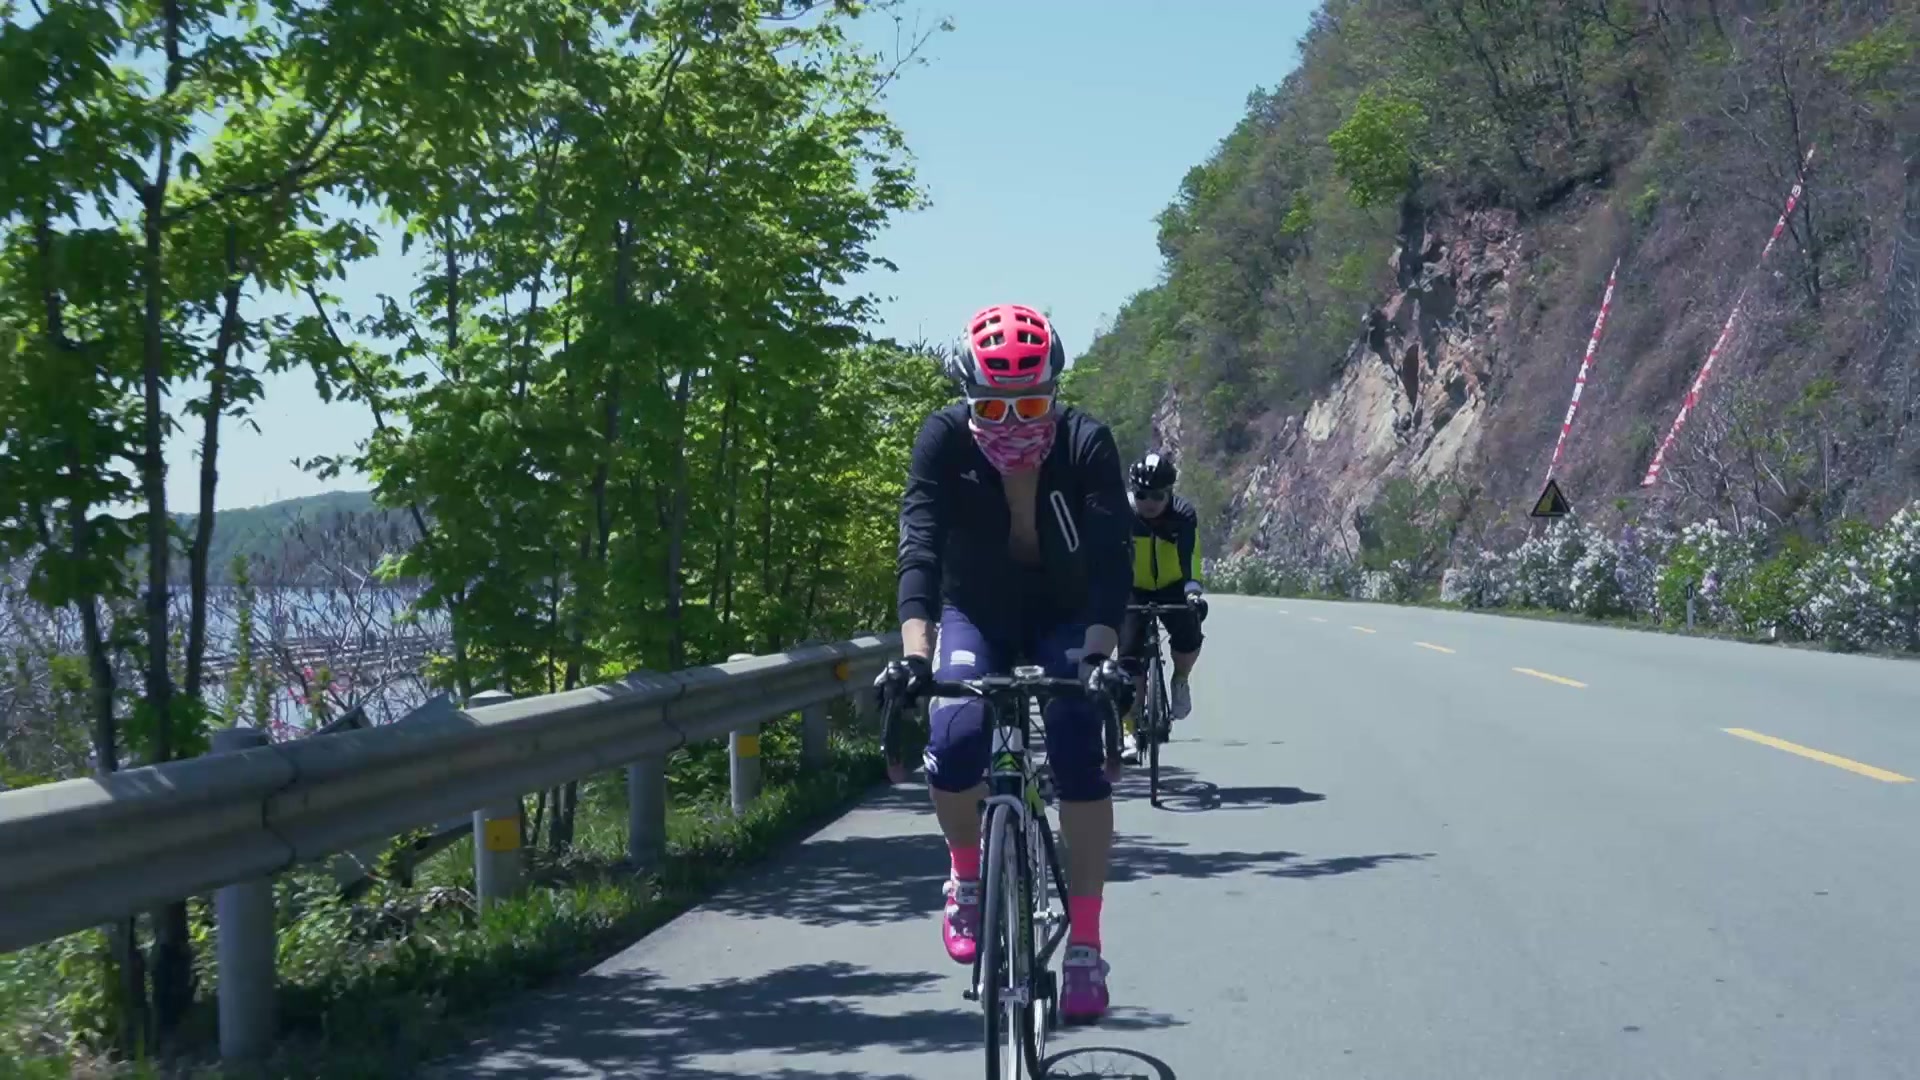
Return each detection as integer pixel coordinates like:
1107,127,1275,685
879,303,1135,1024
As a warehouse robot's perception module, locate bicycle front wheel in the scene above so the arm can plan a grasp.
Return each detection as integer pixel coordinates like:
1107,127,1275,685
1148,655,1168,805
980,802,1037,1079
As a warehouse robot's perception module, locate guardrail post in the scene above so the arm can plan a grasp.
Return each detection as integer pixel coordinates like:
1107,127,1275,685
208,725,276,1064
627,755,667,869
467,689,525,910
730,729,762,814
801,703,830,769
726,653,762,814
852,683,878,730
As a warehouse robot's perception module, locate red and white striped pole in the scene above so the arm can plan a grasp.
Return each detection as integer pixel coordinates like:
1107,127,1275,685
1641,143,1817,488
1544,257,1621,484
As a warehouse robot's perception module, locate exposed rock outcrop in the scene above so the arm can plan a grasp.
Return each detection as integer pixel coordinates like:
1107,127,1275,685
1213,206,1522,556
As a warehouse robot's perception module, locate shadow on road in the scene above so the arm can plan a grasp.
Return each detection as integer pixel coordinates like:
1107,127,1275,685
1120,764,1327,815
1162,783,1325,813
442,955,1186,1080
707,831,947,927
854,780,940,816
449,960,969,1079
695,783,944,928
1093,1006,1188,1034
1113,763,1326,815
1044,1045,1178,1078
1108,833,1431,883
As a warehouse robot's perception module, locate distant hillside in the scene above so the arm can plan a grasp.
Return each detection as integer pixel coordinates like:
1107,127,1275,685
172,491,421,585
1069,2,1919,565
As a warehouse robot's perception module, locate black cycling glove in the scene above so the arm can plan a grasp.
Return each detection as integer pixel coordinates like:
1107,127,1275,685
1079,653,1135,717
1187,591,1209,622
876,654,933,701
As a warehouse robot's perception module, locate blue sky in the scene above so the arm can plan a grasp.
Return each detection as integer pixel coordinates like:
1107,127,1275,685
177,0,1318,511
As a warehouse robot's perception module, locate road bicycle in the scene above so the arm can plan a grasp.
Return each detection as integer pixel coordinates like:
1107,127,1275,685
1123,601,1190,807
880,666,1122,1080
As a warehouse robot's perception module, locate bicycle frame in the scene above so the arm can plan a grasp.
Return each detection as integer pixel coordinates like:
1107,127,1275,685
1124,602,1184,671
879,664,1121,1078
968,671,1074,1005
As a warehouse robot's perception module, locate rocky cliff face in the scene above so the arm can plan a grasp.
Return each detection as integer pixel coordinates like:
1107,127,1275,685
1222,206,1524,555
1194,158,1920,563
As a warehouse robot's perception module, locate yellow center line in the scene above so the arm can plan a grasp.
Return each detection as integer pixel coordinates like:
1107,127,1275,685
1414,641,1455,653
1723,728,1914,784
1350,625,1377,634
1513,667,1586,688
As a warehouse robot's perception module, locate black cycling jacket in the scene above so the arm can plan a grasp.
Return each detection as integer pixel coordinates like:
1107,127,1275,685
896,403,1132,637
1131,493,1201,592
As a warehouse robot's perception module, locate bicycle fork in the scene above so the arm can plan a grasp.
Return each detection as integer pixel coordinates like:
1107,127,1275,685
965,806,1072,1009
966,790,1033,1005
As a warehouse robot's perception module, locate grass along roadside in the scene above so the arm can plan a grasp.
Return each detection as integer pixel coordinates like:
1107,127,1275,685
0,707,893,1079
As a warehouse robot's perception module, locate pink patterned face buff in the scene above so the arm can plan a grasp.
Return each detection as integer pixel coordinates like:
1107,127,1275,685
969,410,1058,474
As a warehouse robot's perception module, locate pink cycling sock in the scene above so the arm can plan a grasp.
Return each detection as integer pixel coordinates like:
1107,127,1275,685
1068,895,1103,948
950,843,981,882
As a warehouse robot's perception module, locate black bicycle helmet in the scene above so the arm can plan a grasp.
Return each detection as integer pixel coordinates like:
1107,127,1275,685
1129,451,1177,492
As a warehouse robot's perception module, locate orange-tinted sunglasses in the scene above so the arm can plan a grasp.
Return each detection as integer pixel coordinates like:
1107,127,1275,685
968,394,1054,424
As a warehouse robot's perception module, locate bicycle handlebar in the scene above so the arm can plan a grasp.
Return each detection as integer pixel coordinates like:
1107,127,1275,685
1126,602,1194,615
877,668,1125,780
920,674,1090,697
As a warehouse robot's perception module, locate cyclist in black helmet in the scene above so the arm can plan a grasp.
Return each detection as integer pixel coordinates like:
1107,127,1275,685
1118,451,1207,761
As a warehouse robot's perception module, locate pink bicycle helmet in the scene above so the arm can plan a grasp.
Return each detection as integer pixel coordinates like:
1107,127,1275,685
948,304,1067,391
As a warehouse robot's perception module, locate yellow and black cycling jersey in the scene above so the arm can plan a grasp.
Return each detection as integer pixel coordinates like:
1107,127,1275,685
1130,493,1201,592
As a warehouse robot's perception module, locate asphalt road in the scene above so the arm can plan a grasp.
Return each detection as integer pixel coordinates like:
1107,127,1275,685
435,595,1920,1079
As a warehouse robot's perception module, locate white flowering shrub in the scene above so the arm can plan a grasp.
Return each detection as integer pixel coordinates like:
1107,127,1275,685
1321,559,1365,599
1655,519,1756,627
1611,523,1671,619
1791,537,1886,650
1211,550,1341,598
1567,526,1630,618
1870,504,1920,650
1357,561,1420,602
1442,548,1508,608
1216,500,1920,655
1787,507,1920,651
1207,552,1272,596
1386,559,1415,601
1504,520,1586,611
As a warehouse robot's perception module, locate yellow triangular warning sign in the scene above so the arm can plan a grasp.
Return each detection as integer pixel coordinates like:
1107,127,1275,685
1530,478,1572,519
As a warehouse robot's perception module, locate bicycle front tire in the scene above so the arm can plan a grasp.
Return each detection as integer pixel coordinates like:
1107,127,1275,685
980,802,1038,1078
1148,652,1168,805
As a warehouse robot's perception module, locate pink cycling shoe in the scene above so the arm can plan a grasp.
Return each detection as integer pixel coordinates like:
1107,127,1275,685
1059,943,1111,1023
942,878,980,964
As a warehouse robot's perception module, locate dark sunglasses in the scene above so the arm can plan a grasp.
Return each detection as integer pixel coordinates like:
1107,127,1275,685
1131,487,1170,501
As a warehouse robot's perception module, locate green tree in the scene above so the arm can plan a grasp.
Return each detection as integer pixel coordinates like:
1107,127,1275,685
1328,86,1426,209
0,0,459,1043
305,1,941,848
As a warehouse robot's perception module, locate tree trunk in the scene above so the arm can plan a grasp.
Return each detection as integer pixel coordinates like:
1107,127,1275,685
185,227,243,702
719,419,745,648
73,505,151,1057
139,0,194,1031
663,359,698,670
548,781,579,853
708,385,738,611
759,453,777,596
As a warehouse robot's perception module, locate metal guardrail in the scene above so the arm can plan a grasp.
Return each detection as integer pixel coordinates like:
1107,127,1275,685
0,632,898,1059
